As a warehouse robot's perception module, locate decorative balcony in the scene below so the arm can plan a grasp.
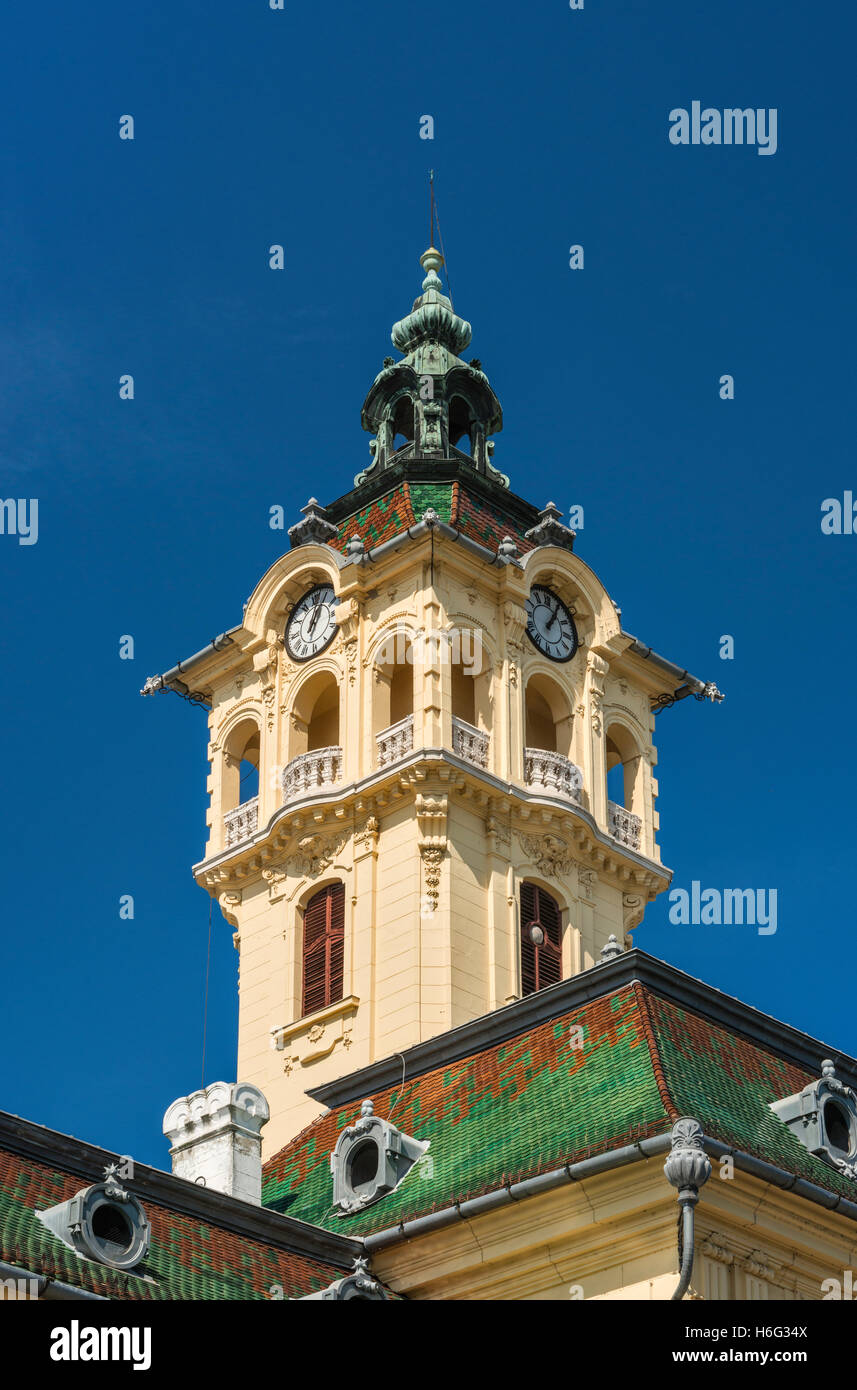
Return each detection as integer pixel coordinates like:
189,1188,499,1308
608,800,642,851
452,716,489,770
224,796,258,848
282,746,343,802
524,748,583,803
376,714,414,768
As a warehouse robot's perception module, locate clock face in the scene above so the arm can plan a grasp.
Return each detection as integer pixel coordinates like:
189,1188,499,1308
285,584,338,662
525,586,578,662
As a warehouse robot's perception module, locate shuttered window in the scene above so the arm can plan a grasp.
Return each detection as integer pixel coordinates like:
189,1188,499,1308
520,882,562,996
302,883,345,1016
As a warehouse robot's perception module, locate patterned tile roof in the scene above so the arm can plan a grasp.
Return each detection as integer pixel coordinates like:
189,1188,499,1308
0,1146,344,1300
262,982,857,1235
334,481,535,555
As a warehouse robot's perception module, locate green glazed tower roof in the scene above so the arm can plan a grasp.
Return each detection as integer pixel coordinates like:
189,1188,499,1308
262,959,857,1238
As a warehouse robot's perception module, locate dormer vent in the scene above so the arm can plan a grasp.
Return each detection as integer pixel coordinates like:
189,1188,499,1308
331,1099,428,1215
36,1165,150,1271
770,1059,857,1179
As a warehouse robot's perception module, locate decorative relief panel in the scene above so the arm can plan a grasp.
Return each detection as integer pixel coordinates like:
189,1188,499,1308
516,831,574,878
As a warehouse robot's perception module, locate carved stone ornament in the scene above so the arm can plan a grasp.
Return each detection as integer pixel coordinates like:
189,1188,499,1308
345,638,358,686
218,891,242,927
517,832,573,878
524,501,576,552
287,498,339,549
701,1234,734,1266
355,816,380,854
262,684,276,732
663,1117,712,1203
577,867,597,901
262,867,289,902
485,815,511,847
745,1251,778,1282
420,845,445,912
623,893,645,932
284,830,348,880
503,601,528,647
587,653,609,737
416,792,447,844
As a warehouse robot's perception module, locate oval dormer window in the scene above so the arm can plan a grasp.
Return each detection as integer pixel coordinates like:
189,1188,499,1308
348,1139,380,1196
824,1099,853,1154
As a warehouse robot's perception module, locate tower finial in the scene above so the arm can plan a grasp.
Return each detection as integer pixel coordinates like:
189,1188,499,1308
420,246,444,275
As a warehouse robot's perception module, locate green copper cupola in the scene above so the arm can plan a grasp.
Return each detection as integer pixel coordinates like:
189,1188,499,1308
357,248,506,486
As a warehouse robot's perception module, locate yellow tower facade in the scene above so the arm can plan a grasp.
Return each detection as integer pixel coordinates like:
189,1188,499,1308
149,250,721,1155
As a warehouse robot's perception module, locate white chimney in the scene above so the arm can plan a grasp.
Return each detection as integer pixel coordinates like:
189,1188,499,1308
163,1081,270,1205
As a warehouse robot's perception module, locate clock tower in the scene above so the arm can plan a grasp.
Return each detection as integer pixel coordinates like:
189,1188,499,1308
143,247,722,1156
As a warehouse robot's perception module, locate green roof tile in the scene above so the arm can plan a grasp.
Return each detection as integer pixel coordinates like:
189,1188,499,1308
0,1149,343,1300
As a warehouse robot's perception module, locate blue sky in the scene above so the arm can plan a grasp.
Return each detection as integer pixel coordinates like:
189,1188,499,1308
1,0,855,1168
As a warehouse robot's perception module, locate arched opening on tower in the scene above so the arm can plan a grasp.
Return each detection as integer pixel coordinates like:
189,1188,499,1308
289,671,341,761
450,642,491,768
451,658,476,726
222,718,261,813
605,724,642,812
307,680,339,750
373,633,415,766
448,395,472,455
524,674,573,757
390,395,414,453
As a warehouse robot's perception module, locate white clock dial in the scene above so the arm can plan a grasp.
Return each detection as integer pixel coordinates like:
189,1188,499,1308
525,586,578,662
285,584,338,662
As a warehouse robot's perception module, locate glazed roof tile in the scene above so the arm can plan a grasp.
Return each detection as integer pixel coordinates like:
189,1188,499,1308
0,1146,345,1300
262,980,857,1235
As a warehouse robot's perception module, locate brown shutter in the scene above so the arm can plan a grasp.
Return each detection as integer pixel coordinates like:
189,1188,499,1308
302,883,345,1016
520,883,562,996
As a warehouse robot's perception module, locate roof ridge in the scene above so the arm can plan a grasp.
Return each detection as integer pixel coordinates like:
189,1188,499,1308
632,981,680,1121
402,479,416,525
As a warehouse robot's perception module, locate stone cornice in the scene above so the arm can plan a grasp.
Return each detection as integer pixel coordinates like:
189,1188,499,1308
193,748,670,895
0,1110,361,1267
305,949,857,1110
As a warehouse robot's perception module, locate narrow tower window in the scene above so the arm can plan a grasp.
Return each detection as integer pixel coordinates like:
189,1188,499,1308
390,396,414,452
519,883,562,996
302,883,345,1016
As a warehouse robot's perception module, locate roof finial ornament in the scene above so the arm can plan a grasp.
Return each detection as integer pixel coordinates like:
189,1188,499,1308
600,934,624,962
422,169,444,278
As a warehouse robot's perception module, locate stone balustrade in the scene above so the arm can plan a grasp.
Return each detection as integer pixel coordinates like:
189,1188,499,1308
376,714,414,768
452,716,489,770
224,796,258,848
524,748,583,802
608,800,642,850
281,746,344,802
